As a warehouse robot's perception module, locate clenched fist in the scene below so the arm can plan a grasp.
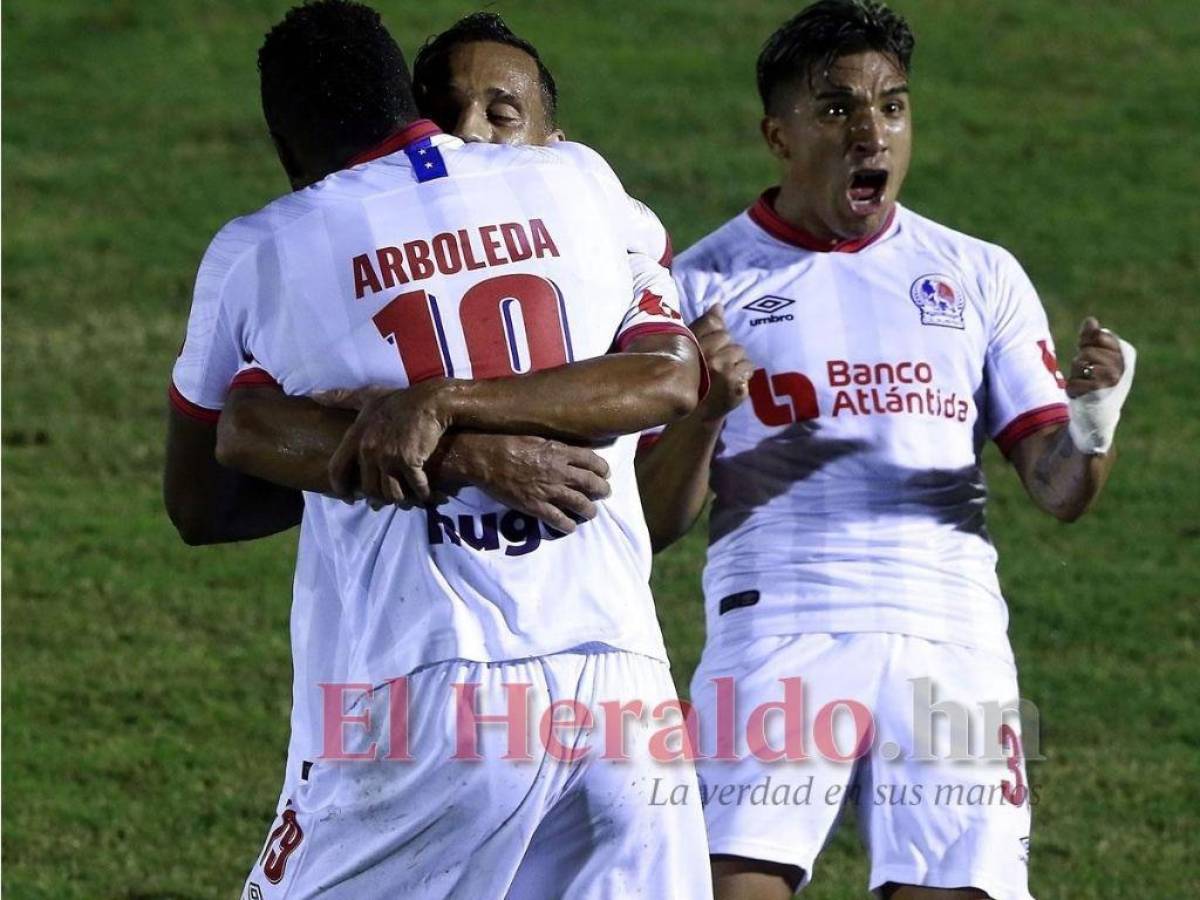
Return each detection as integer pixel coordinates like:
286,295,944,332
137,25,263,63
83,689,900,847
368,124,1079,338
690,305,755,421
1066,316,1126,398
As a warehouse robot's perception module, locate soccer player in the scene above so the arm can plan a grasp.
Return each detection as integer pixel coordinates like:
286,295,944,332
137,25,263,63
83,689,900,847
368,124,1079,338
162,13,651,546
168,3,712,897
166,10,699,824
636,2,1137,898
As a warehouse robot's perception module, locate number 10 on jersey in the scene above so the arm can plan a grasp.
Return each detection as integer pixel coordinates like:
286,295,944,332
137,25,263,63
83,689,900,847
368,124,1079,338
372,273,575,384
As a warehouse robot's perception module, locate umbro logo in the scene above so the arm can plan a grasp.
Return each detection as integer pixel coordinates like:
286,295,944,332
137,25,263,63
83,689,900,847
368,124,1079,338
744,295,795,326
745,295,795,314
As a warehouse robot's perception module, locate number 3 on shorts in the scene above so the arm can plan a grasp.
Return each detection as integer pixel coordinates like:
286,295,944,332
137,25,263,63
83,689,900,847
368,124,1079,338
999,723,1028,806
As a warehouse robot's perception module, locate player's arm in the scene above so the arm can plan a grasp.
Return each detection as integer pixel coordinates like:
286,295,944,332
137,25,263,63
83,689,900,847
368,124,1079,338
217,385,611,534
1008,317,1134,522
327,331,704,502
635,305,753,551
164,407,304,545
162,222,305,545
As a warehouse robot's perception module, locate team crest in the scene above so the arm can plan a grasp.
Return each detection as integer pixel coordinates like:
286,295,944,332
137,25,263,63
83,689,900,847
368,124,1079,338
910,275,965,329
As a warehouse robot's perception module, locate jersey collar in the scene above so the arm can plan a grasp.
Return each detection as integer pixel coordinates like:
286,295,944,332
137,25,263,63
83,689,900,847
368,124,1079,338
346,119,443,167
748,187,897,253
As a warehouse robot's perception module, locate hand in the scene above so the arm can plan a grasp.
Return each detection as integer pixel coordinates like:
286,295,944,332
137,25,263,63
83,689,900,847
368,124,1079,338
1066,317,1126,398
690,305,754,421
321,380,452,505
438,434,611,533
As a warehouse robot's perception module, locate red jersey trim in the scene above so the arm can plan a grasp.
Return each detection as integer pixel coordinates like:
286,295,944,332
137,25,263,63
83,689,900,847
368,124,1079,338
994,403,1070,457
659,232,674,268
229,367,281,391
637,432,663,453
168,382,220,424
346,119,443,167
748,187,895,253
614,322,711,403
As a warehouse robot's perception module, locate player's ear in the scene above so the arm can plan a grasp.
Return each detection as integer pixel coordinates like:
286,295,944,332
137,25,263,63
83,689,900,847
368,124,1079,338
269,129,308,190
761,116,790,161
545,127,566,144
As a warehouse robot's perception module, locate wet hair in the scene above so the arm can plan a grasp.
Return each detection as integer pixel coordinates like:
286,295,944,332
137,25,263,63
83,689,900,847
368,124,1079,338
259,0,419,159
412,12,558,125
757,0,915,113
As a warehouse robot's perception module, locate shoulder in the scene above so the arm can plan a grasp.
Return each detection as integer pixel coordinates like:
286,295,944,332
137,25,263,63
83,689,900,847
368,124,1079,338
194,211,268,295
895,205,1022,276
892,206,1039,322
674,211,758,281
537,141,629,190
542,140,613,172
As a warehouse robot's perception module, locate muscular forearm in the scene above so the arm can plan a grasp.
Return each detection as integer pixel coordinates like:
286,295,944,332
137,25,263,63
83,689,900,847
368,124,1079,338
1012,424,1116,522
216,387,563,503
635,412,725,552
438,338,700,443
216,388,356,494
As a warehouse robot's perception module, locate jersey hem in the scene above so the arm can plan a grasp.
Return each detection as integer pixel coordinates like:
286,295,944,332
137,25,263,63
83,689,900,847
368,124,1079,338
704,606,1016,665
352,635,671,683
230,367,282,390
705,836,814,888
168,382,221,424
994,402,1069,456
869,863,1031,900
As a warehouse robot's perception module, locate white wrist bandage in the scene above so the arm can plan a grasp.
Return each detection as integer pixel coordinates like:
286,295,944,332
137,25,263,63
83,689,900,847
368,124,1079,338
1067,338,1136,454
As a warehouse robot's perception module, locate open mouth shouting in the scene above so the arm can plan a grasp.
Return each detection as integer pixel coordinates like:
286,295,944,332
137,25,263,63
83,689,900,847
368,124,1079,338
847,168,889,216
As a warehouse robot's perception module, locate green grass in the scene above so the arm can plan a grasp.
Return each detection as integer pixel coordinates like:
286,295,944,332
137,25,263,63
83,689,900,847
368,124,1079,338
3,1,1198,896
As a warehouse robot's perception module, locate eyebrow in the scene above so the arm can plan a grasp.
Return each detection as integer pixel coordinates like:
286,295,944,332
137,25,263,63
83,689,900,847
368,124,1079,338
486,88,525,106
813,83,910,100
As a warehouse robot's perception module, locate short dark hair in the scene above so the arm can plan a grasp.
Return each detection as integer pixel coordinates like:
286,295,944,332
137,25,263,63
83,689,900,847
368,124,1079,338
259,0,419,156
412,13,559,125
757,0,915,113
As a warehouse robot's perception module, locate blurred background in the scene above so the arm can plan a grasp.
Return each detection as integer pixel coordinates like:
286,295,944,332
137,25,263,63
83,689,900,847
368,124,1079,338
3,0,1197,896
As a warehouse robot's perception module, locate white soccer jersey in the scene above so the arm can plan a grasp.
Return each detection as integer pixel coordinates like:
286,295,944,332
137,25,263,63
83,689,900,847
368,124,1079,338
170,121,697,688
672,191,1069,661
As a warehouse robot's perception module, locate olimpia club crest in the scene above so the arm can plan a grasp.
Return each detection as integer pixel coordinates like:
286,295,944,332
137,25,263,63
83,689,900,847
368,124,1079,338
910,275,966,329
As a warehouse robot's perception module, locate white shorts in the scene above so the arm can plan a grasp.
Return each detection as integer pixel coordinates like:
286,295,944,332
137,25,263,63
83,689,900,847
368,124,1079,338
690,633,1034,900
243,649,711,899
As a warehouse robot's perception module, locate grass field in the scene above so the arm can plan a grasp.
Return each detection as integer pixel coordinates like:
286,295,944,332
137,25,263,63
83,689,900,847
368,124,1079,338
3,0,1198,897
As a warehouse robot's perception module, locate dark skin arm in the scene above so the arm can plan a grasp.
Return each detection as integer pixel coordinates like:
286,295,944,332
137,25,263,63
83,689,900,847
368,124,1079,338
216,389,356,495
328,332,703,503
1008,423,1115,522
635,306,754,551
1008,317,1125,522
216,387,612,533
163,407,304,545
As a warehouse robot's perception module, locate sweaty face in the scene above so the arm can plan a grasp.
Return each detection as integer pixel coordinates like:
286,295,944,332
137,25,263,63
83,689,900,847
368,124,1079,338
763,50,912,241
423,41,560,146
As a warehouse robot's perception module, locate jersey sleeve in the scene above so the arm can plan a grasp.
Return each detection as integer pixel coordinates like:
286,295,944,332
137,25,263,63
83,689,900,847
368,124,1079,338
169,221,258,423
636,253,715,452
616,252,710,439
983,250,1070,455
229,359,282,391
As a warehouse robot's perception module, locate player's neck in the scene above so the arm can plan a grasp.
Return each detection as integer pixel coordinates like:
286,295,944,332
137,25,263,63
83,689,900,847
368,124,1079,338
772,185,842,245
345,118,442,168
768,184,894,252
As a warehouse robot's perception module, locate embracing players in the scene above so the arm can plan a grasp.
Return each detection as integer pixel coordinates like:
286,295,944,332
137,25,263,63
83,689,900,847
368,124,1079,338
167,3,709,897
637,2,1136,898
